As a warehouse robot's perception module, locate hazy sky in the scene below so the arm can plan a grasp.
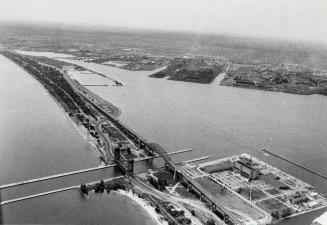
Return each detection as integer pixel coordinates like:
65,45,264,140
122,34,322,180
0,0,326,43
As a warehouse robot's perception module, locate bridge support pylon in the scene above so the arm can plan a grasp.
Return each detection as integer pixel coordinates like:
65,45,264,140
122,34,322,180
173,169,177,181
211,203,216,211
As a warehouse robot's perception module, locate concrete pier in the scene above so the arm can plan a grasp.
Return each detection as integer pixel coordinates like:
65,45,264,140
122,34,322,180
184,156,209,163
0,186,78,205
134,148,192,161
0,149,192,190
262,149,327,180
0,164,116,190
83,84,108,87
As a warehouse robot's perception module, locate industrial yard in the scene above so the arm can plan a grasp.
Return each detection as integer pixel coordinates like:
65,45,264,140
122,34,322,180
1,1,327,225
196,154,327,223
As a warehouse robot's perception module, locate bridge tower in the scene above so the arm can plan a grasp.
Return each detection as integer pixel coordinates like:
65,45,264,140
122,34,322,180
173,168,178,180
114,147,134,174
114,147,121,161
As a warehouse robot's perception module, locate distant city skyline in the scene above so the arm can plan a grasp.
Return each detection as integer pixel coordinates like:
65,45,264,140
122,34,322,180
0,0,326,44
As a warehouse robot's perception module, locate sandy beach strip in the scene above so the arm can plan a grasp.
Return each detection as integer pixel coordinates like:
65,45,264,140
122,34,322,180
116,190,168,225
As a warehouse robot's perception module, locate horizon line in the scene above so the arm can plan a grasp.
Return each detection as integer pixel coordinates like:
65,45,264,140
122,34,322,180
1,19,327,48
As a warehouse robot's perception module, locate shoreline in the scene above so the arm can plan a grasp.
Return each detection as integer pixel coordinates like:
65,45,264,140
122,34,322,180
197,154,327,223
32,68,108,164
40,80,105,162
1,51,117,164
116,190,168,225
220,81,327,97
68,77,121,118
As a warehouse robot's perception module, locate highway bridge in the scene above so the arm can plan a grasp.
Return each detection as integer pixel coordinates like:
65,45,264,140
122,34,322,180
87,95,238,224
1,72,237,224
98,118,237,223
162,160,237,224
180,174,237,225
0,149,191,205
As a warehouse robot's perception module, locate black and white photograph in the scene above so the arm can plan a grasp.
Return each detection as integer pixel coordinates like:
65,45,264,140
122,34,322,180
0,0,327,224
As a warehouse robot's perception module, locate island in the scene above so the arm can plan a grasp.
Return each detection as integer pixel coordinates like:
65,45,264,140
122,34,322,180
150,56,225,84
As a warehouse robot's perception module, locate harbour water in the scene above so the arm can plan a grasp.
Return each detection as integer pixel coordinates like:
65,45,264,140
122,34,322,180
0,54,98,185
62,56,327,224
2,190,157,225
1,51,327,224
0,54,153,224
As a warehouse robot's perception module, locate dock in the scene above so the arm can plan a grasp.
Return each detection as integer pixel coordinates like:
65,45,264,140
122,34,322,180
0,186,78,205
0,164,116,190
83,84,108,87
185,156,209,164
0,176,126,206
0,149,192,190
261,149,327,180
134,148,192,161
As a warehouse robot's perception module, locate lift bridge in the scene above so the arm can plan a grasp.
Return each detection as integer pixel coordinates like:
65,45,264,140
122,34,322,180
112,142,236,224
113,147,134,174
0,92,235,224
86,97,238,224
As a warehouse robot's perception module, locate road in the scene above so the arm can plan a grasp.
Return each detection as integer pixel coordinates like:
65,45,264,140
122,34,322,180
208,174,272,225
212,62,231,85
95,117,114,163
131,176,225,225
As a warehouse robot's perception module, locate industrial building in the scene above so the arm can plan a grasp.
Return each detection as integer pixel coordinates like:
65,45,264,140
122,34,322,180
234,160,259,180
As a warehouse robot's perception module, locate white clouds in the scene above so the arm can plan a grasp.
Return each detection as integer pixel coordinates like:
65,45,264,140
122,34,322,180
0,0,326,43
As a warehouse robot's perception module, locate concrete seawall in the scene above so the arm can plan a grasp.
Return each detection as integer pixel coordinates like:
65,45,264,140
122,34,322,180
262,149,327,180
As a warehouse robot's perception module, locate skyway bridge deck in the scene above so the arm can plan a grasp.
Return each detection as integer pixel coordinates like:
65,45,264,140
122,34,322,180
0,71,236,223
87,96,237,223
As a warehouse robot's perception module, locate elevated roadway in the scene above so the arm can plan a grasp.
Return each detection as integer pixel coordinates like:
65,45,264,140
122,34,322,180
85,93,238,223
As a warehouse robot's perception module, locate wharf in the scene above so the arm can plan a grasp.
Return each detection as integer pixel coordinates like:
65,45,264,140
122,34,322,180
83,84,109,87
262,149,327,180
0,164,116,190
0,186,78,205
